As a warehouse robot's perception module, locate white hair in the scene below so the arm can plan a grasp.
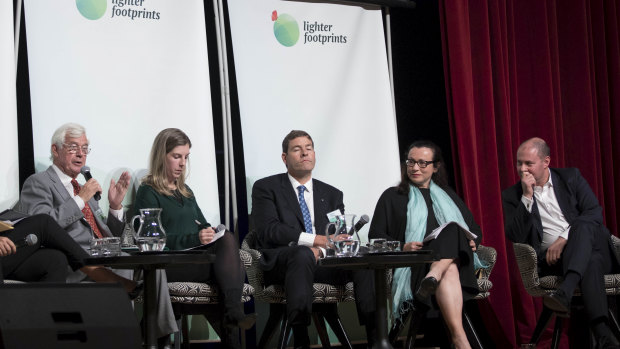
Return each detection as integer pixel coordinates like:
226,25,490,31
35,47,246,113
50,123,87,159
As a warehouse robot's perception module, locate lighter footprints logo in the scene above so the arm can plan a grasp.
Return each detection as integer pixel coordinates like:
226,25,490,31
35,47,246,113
76,0,107,20
272,11,299,47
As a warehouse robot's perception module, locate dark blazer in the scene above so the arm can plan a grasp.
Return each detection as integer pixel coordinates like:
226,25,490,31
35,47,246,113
502,167,611,257
250,173,344,271
368,186,482,246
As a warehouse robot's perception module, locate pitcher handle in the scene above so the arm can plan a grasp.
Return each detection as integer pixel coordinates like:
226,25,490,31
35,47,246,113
325,222,337,248
131,215,142,233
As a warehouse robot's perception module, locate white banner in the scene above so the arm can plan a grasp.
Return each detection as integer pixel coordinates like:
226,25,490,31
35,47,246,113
228,0,400,239
24,0,220,225
0,1,19,210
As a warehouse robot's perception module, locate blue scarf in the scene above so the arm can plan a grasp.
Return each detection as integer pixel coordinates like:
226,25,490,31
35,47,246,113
391,181,487,321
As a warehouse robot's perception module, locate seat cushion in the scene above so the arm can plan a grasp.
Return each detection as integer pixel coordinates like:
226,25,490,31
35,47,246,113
537,274,620,296
260,282,355,304
167,282,254,304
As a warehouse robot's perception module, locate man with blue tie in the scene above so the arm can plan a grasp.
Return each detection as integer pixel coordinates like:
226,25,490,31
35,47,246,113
251,130,375,348
502,137,620,348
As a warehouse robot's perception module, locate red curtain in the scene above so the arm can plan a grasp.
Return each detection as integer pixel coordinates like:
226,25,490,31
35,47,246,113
438,0,620,347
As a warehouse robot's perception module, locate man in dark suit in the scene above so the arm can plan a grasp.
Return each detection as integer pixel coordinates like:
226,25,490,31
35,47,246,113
502,137,620,348
16,122,177,341
251,130,375,348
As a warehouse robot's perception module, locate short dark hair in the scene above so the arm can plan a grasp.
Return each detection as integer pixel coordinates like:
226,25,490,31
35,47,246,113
397,140,449,193
282,130,314,153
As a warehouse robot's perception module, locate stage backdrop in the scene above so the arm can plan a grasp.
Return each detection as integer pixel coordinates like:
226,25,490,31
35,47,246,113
0,1,19,210
23,0,220,225
228,0,400,240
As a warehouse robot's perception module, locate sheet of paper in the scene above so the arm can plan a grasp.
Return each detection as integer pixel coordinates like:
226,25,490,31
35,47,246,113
423,221,478,243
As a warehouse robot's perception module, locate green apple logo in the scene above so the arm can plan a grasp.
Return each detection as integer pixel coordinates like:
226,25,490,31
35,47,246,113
76,0,107,20
272,11,299,47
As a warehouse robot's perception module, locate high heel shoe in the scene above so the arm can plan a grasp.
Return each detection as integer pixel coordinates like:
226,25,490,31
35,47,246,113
415,276,438,301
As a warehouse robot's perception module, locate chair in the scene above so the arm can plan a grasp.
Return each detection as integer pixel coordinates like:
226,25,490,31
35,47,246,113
241,231,355,349
165,250,255,349
389,245,497,349
512,236,620,349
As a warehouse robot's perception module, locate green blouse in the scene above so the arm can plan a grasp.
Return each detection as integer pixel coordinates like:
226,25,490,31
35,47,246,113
133,184,211,250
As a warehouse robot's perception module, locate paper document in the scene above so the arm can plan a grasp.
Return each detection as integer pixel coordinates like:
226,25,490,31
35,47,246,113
423,222,478,243
0,221,13,233
183,225,226,250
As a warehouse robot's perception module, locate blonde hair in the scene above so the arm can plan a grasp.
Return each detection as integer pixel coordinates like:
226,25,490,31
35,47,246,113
142,128,192,197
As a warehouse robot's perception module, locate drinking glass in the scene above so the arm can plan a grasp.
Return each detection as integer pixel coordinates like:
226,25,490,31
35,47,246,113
90,237,121,257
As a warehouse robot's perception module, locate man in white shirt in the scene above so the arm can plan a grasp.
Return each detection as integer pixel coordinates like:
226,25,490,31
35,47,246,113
502,137,619,348
251,130,375,348
17,122,177,341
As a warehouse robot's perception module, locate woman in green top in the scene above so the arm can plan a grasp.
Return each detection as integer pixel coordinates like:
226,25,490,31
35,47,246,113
134,128,255,347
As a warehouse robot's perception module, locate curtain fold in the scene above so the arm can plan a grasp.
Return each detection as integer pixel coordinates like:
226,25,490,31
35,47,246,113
439,0,620,347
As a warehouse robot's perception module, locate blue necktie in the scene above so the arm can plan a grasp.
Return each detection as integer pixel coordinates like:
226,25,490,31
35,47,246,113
297,185,313,234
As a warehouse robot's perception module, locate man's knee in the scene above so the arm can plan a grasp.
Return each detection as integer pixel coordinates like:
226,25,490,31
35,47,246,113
41,249,70,269
287,245,316,268
571,220,604,237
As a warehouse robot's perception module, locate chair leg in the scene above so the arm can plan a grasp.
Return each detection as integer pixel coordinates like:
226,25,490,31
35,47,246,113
312,312,331,348
529,306,555,345
182,314,190,349
609,307,620,340
277,314,292,349
322,310,352,349
405,309,425,349
259,304,285,349
174,317,182,349
550,316,563,349
463,310,484,349
278,305,292,349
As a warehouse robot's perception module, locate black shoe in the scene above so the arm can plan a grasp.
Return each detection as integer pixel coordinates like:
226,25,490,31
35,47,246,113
225,313,257,330
543,289,570,316
157,335,172,349
415,276,438,301
128,281,144,300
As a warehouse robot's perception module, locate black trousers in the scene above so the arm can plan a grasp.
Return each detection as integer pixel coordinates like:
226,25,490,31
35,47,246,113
166,232,245,317
263,245,376,327
1,214,88,283
539,221,618,321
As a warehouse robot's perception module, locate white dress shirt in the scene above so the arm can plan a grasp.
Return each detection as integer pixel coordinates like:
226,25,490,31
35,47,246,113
287,173,317,247
52,164,124,221
521,169,570,251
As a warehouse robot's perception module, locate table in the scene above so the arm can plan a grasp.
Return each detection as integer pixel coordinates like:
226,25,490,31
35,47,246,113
85,251,215,349
318,251,438,349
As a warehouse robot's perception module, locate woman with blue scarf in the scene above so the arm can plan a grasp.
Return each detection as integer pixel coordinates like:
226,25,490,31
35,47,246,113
369,141,481,349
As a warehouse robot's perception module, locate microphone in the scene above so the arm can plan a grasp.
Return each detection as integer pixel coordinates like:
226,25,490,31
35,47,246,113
348,214,370,241
15,234,38,248
80,166,101,201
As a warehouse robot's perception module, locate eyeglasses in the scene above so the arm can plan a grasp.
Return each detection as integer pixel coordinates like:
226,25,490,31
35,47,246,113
63,143,91,154
405,159,435,168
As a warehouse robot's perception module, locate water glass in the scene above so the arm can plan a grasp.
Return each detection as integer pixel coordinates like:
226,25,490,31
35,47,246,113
323,248,336,258
384,240,401,252
368,238,386,253
90,237,121,257
335,240,360,257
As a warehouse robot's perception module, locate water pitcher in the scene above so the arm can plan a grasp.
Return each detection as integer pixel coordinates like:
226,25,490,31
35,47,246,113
132,208,167,251
324,214,360,257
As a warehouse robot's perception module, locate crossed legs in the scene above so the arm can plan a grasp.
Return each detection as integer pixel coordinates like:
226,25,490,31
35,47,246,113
426,259,471,349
